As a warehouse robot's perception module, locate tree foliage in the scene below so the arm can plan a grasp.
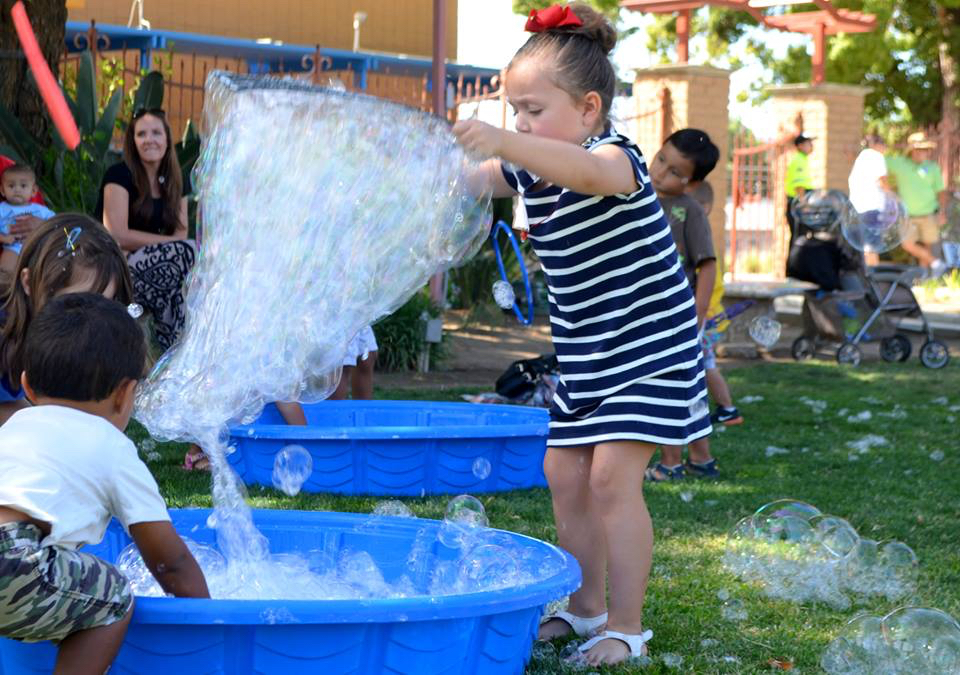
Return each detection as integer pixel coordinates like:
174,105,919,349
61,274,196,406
644,1,960,128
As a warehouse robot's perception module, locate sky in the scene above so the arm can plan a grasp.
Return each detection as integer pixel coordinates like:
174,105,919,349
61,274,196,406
456,0,810,140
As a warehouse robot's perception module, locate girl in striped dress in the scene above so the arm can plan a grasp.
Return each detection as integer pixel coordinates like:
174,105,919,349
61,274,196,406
453,3,710,666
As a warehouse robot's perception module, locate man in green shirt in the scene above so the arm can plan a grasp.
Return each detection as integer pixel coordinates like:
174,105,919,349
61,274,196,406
785,134,815,243
886,131,947,274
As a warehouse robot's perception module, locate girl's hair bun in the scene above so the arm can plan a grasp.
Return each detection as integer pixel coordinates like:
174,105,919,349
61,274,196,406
565,3,617,55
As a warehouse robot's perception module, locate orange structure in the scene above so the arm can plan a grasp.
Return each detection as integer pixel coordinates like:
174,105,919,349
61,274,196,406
619,0,875,85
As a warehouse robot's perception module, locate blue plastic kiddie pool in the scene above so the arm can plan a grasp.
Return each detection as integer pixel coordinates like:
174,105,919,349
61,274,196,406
0,509,580,674
227,401,549,496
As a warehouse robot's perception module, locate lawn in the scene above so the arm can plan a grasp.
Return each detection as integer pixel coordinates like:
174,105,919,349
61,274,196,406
129,359,960,674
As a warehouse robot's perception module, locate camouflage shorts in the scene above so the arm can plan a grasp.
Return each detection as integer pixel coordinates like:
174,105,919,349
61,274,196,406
0,522,133,643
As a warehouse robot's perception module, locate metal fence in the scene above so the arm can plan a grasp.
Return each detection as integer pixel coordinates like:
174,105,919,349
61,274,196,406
60,21,500,141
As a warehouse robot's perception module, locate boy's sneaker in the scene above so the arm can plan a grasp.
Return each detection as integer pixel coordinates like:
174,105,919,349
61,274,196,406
711,406,743,426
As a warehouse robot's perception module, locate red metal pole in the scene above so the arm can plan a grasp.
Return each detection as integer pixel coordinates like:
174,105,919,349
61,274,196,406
677,9,690,64
812,23,825,85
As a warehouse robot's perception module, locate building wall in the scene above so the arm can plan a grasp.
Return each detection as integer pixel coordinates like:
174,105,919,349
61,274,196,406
68,0,458,59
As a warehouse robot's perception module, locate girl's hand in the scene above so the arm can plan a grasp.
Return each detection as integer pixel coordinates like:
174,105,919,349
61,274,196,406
452,119,504,157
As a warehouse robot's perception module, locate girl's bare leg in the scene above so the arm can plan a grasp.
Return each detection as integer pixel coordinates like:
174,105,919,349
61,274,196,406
582,440,656,666
539,444,607,640
350,351,377,400
327,365,355,400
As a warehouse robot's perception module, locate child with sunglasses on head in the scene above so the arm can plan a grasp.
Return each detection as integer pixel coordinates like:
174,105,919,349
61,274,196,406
0,214,134,426
0,292,209,673
0,164,55,277
453,3,709,666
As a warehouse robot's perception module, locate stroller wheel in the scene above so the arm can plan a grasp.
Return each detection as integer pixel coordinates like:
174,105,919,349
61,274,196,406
919,340,950,369
880,335,912,363
791,336,816,361
837,342,862,367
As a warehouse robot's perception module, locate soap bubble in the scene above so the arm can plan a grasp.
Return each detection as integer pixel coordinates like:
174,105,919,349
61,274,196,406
272,444,313,496
457,544,520,591
472,456,492,480
438,494,488,549
492,279,515,309
371,500,414,518
721,598,748,621
126,302,143,319
134,71,491,444
689,397,709,420
726,500,916,608
822,607,960,674
749,315,782,348
842,191,909,254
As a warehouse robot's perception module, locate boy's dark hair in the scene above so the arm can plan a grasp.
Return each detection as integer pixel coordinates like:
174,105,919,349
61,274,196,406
664,129,720,182
1,164,36,182
23,293,146,402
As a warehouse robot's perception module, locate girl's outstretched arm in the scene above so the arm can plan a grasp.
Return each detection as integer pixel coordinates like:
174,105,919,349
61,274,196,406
453,120,637,196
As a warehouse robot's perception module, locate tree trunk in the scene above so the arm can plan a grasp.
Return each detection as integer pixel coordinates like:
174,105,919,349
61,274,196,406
0,0,68,146
936,4,959,188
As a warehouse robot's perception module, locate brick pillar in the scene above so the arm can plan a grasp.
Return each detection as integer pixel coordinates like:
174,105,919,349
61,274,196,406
767,83,871,192
632,65,731,268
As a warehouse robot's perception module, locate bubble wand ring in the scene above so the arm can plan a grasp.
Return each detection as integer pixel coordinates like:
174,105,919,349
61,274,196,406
490,220,534,326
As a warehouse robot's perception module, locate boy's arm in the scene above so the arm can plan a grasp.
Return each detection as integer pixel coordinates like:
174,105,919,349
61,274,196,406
694,259,716,329
453,120,637,196
129,521,210,598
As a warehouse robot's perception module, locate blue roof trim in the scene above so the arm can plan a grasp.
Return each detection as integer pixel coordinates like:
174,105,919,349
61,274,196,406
64,22,499,91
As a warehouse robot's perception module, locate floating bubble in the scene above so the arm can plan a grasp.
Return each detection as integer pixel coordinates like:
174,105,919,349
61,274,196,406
822,607,960,674
457,544,520,591
126,302,144,319
271,444,313,496
929,450,945,462
660,652,683,668
721,598,748,621
492,279,516,309
749,315,782,348
727,501,918,608
472,456,492,480
531,641,557,661
140,437,156,453
371,500,414,518
437,494,489,549
842,191,910,254
680,491,694,503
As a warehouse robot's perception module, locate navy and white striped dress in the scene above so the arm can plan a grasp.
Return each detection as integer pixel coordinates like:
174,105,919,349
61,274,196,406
502,130,711,447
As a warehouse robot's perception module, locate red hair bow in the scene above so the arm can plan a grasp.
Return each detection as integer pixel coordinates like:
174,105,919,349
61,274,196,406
525,5,583,32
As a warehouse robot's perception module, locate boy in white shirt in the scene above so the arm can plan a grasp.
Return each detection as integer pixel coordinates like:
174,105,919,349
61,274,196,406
0,292,208,673
848,135,889,266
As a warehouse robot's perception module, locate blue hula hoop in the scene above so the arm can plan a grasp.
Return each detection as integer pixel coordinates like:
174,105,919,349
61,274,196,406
490,220,534,326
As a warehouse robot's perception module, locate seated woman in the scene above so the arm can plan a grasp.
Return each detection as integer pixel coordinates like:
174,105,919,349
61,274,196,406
96,108,195,352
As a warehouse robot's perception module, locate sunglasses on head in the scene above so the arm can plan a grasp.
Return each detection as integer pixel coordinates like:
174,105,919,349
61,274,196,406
132,107,165,120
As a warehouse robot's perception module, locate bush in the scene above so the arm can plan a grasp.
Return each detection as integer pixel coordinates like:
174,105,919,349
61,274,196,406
372,290,446,372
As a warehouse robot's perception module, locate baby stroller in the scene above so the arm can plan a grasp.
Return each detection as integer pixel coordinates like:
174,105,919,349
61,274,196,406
787,191,951,369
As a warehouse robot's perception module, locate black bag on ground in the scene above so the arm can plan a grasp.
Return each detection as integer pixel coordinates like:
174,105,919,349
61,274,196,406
495,353,558,399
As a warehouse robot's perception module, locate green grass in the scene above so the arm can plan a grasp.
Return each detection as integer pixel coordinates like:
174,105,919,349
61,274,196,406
128,361,960,674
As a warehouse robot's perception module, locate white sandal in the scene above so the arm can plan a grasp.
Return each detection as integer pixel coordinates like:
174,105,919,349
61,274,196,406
538,609,608,637
577,629,654,659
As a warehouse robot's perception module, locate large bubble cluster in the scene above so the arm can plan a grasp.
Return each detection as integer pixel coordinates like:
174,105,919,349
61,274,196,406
117,496,565,599
724,500,917,609
130,72,492,575
821,607,960,674
135,71,491,443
